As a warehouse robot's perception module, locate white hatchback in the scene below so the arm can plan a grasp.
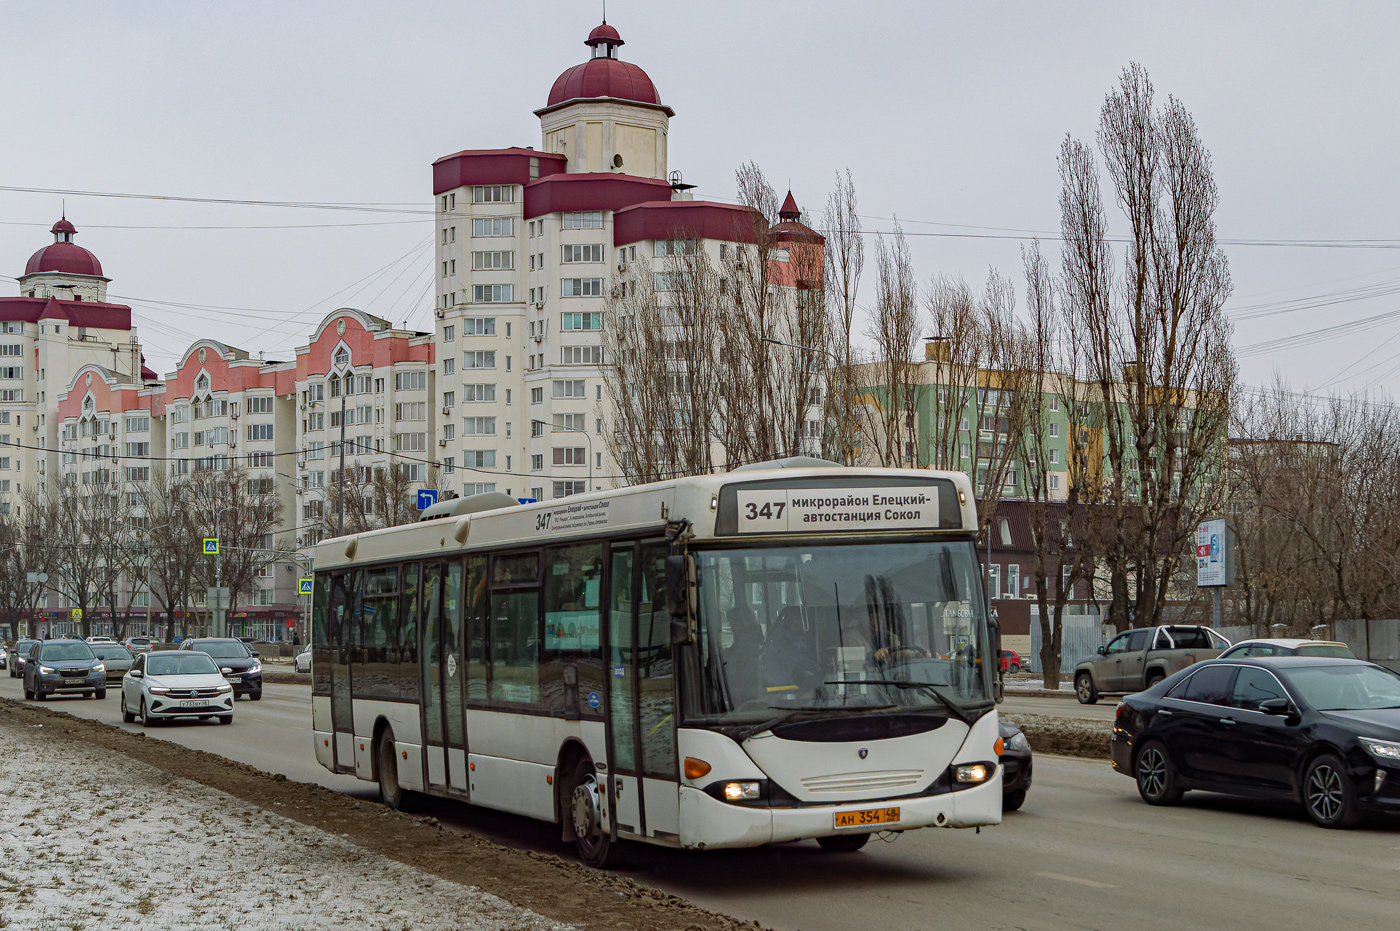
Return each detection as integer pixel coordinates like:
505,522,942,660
121,650,235,726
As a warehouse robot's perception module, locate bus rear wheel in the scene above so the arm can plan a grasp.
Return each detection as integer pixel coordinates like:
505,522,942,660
569,757,613,868
817,833,870,852
377,727,404,811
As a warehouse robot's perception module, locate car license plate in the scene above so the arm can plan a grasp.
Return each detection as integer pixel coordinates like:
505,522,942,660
226,677,241,683
834,807,900,829
179,701,210,709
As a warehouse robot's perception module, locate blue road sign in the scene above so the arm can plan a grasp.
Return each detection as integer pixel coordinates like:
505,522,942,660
203,538,219,555
417,489,439,510
516,497,538,504
298,578,313,595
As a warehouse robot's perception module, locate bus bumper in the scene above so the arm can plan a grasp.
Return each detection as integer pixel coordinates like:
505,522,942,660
677,771,1003,850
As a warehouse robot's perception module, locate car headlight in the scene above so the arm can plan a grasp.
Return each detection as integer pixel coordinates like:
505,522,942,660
148,686,170,694
1360,737,1400,762
248,664,261,675
38,665,54,675
93,664,105,673
216,684,233,693
1004,730,1031,752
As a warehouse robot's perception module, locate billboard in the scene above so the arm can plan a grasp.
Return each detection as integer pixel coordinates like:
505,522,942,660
1196,518,1230,587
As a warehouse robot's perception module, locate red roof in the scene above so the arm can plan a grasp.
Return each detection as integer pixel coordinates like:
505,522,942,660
779,191,801,220
52,218,76,234
24,241,105,277
547,57,661,108
0,295,131,329
586,23,623,47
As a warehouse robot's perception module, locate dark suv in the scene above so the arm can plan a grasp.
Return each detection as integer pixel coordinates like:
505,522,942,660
24,639,106,700
180,638,262,700
9,639,38,678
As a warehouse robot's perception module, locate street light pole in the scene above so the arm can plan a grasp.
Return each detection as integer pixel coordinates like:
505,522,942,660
533,419,593,493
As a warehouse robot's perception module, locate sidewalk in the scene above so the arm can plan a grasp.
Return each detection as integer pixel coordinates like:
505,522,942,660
0,721,571,931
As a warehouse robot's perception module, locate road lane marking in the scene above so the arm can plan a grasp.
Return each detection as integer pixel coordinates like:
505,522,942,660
1036,872,1116,889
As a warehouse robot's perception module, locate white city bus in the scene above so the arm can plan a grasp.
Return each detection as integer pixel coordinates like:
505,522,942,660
310,459,1002,866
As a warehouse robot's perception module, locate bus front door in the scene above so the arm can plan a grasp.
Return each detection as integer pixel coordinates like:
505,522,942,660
328,571,355,773
421,560,468,796
606,542,681,842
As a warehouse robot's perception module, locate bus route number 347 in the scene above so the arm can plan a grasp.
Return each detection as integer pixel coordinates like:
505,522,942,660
745,501,786,521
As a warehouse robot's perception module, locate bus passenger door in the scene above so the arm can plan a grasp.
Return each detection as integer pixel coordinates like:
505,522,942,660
328,571,356,772
637,543,680,841
421,561,449,790
606,545,643,837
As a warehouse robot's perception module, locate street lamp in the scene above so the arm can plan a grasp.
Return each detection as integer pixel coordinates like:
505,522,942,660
532,419,594,494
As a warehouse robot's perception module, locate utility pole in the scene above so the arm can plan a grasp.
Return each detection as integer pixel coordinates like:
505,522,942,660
338,391,347,537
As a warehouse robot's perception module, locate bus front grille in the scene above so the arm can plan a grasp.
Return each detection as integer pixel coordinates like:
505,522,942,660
801,770,925,793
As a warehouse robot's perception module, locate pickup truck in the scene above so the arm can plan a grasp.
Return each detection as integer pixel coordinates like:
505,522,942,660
1074,625,1230,704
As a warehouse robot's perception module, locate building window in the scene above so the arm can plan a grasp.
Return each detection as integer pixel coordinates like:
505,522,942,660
442,391,455,409
472,185,513,203
552,447,586,466
394,432,426,452
443,325,455,341
530,387,544,405
560,345,602,365
463,383,496,402
125,415,151,432
1049,422,1060,438
395,402,426,422
247,396,273,414
472,251,514,270
462,417,496,436
463,317,496,336
561,211,603,230
443,358,455,376
463,350,496,370
0,345,21,357
561,278,603,298
1049,448,1059,464
472,284,513,303
560,312,601,331
463,483,497,496
1049,474,1061,491
553,413,586,432
246,424,274,441
531,454,543,471
394,371,427,391
463,450,496,468
472,217,514,237
561,244,603,264
1007,564,1020,598
987,565,1001,600
1049,397,1060,412
554,480,586,498
552,380,586,399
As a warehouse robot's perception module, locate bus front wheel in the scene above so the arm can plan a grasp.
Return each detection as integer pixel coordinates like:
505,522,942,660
817,833,870,852
569,757,613,868
377,727,404,811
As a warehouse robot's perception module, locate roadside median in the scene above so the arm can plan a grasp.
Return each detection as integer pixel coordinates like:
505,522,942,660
1001,710,1111,760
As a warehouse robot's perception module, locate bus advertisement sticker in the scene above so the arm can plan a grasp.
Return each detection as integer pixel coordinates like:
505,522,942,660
587,691,601,709
613,665,625,678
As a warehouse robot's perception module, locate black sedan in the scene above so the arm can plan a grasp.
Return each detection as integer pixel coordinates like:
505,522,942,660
179,638,262,700
1111,656,1400,828
999,720,1033,811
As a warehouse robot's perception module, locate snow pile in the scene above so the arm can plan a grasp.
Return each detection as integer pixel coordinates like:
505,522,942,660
0,723,574,931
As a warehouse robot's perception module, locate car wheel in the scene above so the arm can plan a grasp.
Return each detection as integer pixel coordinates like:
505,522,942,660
817,833,870,852
377,727,404,811
1145,673,1165,689
140,697,156,728
95,688,106,700
1003,789,1028,812
218,714,233,725
34,687,45,702
249,690,262,702
568,756,614,868
1303,754,1361,829
121,693,136,723
1135,740,1184,805
23,683,32,700
1076,673,1099,704
1009,663,1020,674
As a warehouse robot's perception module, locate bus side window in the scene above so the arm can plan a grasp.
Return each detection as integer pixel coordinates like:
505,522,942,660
543,543,605,718
465,556,490,703
359,566,400,701
398,562,421,702
638,544,677,780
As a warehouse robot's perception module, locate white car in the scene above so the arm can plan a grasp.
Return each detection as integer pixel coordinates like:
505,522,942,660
85,636,115,644
294,645,311,674
120,650,234,726
1217,638,1354,660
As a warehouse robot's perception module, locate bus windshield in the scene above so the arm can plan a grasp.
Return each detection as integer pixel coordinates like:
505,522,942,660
685,539,992,725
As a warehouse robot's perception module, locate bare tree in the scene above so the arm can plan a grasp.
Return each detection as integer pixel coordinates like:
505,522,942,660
1059,63,1237,631
139,468,204,642
860,222,922,468
822,169,864,464
0,498,47,640
33,473,134,639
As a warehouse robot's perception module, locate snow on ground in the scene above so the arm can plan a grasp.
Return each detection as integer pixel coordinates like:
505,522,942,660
0,722,574,931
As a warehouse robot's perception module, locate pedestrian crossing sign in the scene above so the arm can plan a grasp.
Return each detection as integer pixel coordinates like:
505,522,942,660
299,578,313,595
203,538,219,555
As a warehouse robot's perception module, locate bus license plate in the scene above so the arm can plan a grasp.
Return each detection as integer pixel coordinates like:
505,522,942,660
834,807,899,829
179,701,210,709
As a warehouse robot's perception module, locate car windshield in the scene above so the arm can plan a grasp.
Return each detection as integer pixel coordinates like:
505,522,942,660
91,646,132,660
191,640,250,659
1282,664,1400,711
685,540,993,725
39,642,95,661
147,654,220,676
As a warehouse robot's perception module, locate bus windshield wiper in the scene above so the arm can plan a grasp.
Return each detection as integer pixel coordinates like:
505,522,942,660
733,704,895,742
825,679,977,724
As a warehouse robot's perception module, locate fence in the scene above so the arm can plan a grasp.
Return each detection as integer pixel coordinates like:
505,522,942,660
1333,619,1400,673
1027,606,1106,675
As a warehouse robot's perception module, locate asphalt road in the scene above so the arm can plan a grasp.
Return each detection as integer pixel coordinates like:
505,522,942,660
4,677,1397,930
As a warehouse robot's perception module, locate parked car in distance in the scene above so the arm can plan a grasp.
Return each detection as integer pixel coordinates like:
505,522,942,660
1218,638,1353,660
88,643,135,682
84,636,116,644
179,638,262,700
1112,656,1400,828
999,650,1024,674
1076,625,1230,704
294,644,311,674
121,637,154,655
9,640,38,678
24,639,106,700
121,650,234,726
999,721,1033,811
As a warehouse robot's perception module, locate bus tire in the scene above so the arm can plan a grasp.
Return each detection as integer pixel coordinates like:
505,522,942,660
377,727,404,811
817,833,870,852
568,757,613,869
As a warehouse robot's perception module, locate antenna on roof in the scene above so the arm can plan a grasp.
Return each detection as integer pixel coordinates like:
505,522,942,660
602,0,606,23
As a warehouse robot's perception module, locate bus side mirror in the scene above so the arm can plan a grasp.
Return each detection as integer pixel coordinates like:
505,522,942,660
666,554,696,645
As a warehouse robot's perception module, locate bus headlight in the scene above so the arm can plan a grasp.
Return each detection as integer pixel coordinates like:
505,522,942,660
954,763,993,784
723,781,762,801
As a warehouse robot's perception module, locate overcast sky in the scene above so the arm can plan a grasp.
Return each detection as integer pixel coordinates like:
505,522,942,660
3,1,1399,396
